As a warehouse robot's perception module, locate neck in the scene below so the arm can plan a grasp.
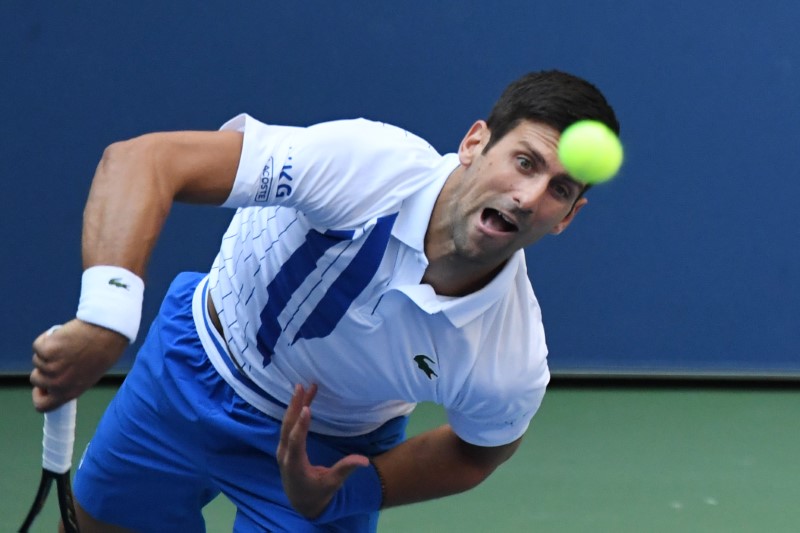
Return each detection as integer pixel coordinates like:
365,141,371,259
421,256,507,297
422,164,509,296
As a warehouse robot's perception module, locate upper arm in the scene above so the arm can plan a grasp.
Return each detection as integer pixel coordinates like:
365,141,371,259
82,129,244,273
102,129,244,206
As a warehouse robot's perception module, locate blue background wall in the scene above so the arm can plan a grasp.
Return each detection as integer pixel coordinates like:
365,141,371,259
2,1,798,376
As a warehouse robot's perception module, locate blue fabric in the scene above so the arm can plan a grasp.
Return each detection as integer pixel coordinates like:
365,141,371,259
74,272,407,532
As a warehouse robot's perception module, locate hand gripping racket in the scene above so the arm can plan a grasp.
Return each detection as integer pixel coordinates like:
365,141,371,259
19,327,80,533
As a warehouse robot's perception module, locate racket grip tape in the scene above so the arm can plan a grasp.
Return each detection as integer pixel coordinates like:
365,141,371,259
42,399,77,474
40,325,78,474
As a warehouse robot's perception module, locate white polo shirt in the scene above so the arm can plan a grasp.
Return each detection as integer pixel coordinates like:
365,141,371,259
195,114,550,447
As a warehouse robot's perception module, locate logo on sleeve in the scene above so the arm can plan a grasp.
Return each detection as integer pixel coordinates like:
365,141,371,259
256,157,273,202
256,156,294,202
275,157,294,198
413,354,438,380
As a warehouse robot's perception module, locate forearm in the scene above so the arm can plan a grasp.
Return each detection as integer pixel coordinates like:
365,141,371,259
82,132,240,274
43,140,177,395
372,425,521,508
32,130,242,412
82,139,171,275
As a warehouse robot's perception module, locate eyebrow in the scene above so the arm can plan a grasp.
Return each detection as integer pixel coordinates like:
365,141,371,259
519,140,548,169
555,173,585,193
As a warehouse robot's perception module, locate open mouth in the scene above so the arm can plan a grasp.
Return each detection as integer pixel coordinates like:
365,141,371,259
481,208,518,233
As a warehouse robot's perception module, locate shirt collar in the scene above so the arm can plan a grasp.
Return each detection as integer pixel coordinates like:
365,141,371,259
391,153,459,253
393,251,526,328
390,152,527,328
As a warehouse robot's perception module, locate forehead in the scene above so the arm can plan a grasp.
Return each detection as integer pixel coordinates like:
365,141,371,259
501,120,561,150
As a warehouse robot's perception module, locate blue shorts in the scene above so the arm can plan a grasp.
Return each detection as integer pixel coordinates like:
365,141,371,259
74,272,407,532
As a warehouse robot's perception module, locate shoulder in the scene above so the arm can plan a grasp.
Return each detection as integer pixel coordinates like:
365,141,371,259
221,114,435,150
302,118,438,157
219,114,443,220
284,119,443,227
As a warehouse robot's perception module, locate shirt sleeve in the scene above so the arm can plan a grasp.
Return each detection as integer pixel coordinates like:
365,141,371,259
219,113,441,231
218,113,301,208
445,287,551,447
447,375,548,447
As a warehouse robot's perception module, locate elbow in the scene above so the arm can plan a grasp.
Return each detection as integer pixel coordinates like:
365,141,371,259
455,436,522,491
86,135,174,226
443,457,501,496
459,464,497,493
464,451,511,489
95,135,170,196
101,138,129,161
97,140,123,178
98,135,153,174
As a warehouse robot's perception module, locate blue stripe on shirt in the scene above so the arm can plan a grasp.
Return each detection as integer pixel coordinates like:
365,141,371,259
255,215,397,366
256,229,342,366
293,213,397,343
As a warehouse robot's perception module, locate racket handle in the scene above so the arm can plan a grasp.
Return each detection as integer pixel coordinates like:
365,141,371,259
42,399,77,474
40,325,78,474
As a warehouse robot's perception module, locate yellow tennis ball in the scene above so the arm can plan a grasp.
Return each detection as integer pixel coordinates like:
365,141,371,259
558,120,623,184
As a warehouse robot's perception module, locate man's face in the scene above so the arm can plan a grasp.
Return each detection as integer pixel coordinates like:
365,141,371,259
445,119,588,265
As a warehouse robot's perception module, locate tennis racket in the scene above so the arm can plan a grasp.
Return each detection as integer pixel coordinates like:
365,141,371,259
19,326,80,533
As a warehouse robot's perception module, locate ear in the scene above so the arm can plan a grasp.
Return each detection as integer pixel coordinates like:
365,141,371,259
551,197,588,235
457,120,490,166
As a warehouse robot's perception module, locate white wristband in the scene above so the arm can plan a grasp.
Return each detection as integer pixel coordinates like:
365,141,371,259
76,265,144,343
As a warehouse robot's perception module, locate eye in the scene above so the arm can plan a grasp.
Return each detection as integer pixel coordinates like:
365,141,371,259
551,182,573,200
516,156,533,172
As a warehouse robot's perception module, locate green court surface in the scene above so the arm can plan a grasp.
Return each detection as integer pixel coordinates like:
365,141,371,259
2,383,798,532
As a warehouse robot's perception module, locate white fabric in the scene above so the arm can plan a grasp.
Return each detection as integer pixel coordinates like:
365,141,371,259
77,265,144,342
42,399,77,474
199,114,550,447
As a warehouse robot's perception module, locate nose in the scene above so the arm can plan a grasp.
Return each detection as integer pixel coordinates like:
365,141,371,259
512,175,549,211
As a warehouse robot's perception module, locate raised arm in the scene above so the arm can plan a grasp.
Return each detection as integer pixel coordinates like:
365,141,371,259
30,131,243,412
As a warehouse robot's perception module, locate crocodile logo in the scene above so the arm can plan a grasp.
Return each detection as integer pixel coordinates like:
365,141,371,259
108,277,129,289
413,354,438,380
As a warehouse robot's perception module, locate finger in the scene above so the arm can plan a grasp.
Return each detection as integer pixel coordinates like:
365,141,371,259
303,383,318,407
31,329,51,354
31,383,60,413
279,384,314,462
278,383,319,461
29,367,53,391
32,351,59,377
284,405,312,467
32,386,72,412
280,384,305,444
31,346,73,386
30,365,73,409
32,385,48,410
32,326,67,373
32,341,52,365
328,454,370,483
31,325,62,359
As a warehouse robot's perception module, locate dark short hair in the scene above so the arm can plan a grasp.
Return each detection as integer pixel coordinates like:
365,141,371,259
484,70,620,153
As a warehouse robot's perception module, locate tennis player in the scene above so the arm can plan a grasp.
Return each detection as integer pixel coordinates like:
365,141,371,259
30,70,619,532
